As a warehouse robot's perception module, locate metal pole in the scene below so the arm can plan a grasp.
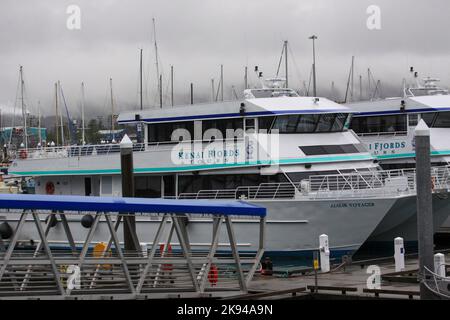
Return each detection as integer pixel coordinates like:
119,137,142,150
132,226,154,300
244,66,248,90
309,35,317,97
139,49,143,111
19,66,28,150
220,64,224,101
414,120,435,299
211,79,215,102
284,40,288,88
171,65,174,107
55,82,59,146
159,74,163,108
110,78,115,141
120,134,136,251
81,82,85,144
190,83,194,105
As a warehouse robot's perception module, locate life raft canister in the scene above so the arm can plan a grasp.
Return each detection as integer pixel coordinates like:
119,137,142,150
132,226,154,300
45,181,55,195
159,243,173,271
19,149,27,159
208,264,218,285
93,242,112,270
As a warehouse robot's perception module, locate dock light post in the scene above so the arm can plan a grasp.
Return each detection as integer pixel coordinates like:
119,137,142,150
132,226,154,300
309,35,318,97
414,120,435,299
120,134,137,251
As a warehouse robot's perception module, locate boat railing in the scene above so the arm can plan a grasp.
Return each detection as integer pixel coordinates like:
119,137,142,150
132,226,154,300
356,131,408,137
15,138,246,160
423,265,450,299
178,166,450,201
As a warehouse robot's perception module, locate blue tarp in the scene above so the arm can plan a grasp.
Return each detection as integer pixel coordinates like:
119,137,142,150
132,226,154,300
0,194,266,217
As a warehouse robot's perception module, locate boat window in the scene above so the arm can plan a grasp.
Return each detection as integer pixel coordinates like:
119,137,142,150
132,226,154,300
258,116,275,132
101,176,112,195
202,118,243,140
178,173,288,194
432,111,450,128
148,121,194,143
350,114,406,133
135,176,162,198
271,113,348,133
420,112,436,127
300,144,364,156
316,114,336,132
408,114,418,127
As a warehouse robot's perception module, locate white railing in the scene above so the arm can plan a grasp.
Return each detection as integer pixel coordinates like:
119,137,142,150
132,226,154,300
423,265,450,299
178,166,450,201
14,143,146,160
15,138,246,160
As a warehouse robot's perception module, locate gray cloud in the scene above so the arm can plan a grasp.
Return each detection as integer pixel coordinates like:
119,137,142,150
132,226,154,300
1,0,449,119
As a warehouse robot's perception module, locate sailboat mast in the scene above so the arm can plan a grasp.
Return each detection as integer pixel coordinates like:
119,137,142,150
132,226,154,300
58,81,65,146
140,49,143,110
152,18,160,105
19,66,28,150
37,101,42,147
244,66,248,90
81,82,86,144
109,78,115,140
170,65,174,107
220,64,224,101
159,74,163,108
284,40,288,88
55,82,59,146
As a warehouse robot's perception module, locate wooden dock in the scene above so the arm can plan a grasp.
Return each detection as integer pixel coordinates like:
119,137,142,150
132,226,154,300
225,256,440,300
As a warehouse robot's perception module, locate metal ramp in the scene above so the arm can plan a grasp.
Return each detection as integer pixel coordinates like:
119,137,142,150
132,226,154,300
0,194,266,300
423,266,450,299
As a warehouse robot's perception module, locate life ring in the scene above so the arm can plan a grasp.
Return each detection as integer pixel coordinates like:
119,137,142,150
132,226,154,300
208,264,218,285
159,243,173,271
19,149,27,159
45,181,55,195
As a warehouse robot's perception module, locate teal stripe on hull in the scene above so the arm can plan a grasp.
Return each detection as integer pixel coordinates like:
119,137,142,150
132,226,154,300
375,150,450,160
10,154,374,176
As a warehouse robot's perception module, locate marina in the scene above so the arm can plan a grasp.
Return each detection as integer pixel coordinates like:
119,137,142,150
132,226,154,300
0,0,450,309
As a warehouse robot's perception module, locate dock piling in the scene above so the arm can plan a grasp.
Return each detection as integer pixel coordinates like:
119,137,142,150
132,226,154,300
414,120,435,299
120,134,138,251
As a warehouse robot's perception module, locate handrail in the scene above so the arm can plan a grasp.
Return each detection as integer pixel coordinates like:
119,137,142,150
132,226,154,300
178,166,450,201
13,138,247,161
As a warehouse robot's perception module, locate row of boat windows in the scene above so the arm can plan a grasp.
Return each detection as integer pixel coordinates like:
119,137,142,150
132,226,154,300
147,113,350,142
350,111,450,134
130,170,367,198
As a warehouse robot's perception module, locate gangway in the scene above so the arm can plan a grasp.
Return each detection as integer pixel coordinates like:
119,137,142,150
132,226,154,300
0,194,266,300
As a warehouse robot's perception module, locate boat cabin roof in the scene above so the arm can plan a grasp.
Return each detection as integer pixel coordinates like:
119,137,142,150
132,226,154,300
118,96,349,124
346,95,450,116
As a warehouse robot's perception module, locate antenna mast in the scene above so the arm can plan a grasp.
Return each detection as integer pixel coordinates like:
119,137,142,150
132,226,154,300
284,40,288,88
139,48,143,110
152,18,161,105
19,66,28,150
57,81,65,146
110,78,115,141
170,65,174,107
55,82,59,146
81,82,86,144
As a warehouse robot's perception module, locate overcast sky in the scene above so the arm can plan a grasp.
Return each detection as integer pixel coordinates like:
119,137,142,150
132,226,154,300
1,0,449,119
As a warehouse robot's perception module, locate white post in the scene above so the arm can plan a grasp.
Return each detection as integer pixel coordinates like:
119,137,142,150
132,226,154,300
319,234,330,272
434,253,446,277
394,237,405,272
140,242,148,258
